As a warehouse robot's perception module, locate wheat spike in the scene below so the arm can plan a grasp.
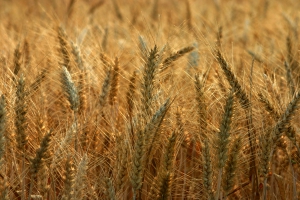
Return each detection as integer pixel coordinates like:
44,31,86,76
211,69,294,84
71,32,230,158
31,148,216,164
61,66,80,112
15,74,28,152
109,57,120,105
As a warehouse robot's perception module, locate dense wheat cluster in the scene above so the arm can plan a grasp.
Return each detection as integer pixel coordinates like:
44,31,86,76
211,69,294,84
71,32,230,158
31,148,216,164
0,0,300,199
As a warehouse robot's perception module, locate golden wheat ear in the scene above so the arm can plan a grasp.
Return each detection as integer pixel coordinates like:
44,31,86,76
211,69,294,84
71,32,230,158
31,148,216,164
108,57,120,106
215,50,250,109
272,90,300,143
202,138,214,199
194,74,207,140
15,74,28,153
61,66,80,113
104,177,116,200
215,90,235,199
29,131,52,199
62,155,75,200
223,136,242,198
73,154,88,199
57,27,71,71
13,43,21,77
160,46,195,72
30,131,53,176
0,95,6,166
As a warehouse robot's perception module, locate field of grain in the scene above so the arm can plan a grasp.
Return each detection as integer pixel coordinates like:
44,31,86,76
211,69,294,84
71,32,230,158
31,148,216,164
0,0,299,199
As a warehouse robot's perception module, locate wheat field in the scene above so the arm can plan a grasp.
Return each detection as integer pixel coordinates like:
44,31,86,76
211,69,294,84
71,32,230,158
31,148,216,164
0,0,299,199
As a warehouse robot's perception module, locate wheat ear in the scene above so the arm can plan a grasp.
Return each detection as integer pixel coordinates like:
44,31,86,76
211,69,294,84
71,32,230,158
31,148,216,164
127,71,137,118
149,162,173,200
104,177,116,200
30,131,52,176
131,130,144,200
23,39,31,68
202,139,213,199
215,90,235,199
141,45,159,118
13,43,21,77
215,50,250,109
29,131,52,200
15,74,28,152
163,131,177,172
161,46,194,71
216,49,259,198
61,66,80,112
223,137,242,199
73,154,88,199
88,0,105,14
284,61,295,96
144,98,171,164
26,69,47,96
78,70,87,114
109,57,120,105
100,52,113,70
99,67,112,111
259,131,272,200
115,140,128,191
58,27,71,71
258,93,298,147
71,42,84,70
0,95,6,166
112,0,123,21
194,74,207,139
272,90,300,143
150,132,177,200
61,155,75,200
151,0,159,21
